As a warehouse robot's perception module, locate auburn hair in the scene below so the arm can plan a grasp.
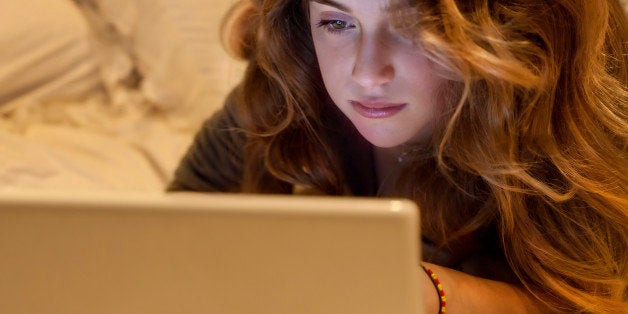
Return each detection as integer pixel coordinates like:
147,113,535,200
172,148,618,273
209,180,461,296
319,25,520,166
222,0,628,312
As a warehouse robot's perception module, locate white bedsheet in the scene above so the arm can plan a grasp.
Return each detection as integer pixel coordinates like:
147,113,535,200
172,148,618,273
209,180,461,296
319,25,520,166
0,95,193,192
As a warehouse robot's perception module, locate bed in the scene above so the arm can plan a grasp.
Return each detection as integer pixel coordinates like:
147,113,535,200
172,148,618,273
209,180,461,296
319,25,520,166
0,0,244,193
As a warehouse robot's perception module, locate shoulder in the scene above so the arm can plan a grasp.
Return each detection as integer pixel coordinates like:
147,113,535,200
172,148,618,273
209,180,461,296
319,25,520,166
168,88,247,192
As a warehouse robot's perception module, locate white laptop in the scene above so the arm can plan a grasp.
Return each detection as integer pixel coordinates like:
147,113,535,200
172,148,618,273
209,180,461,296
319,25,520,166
0,191,421,314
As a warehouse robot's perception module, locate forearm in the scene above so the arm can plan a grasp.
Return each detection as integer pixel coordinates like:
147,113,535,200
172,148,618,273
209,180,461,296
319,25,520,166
421,262,551,314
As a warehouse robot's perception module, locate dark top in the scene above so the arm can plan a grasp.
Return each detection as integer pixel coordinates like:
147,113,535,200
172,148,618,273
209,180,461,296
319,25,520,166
169,90,377,195
169,90,519,284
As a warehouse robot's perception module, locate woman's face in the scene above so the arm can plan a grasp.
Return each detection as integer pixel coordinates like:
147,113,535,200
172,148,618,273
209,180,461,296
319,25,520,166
309,0,444,148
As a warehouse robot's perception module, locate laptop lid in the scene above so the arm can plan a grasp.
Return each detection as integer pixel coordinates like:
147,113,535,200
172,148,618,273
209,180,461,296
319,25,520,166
0,191,421,314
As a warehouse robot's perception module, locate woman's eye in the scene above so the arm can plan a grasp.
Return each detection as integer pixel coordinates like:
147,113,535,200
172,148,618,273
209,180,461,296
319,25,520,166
316,19,355,33
329,20,348,29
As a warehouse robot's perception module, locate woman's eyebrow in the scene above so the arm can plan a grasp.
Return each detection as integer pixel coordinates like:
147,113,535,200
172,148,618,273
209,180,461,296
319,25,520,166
310,0,351,12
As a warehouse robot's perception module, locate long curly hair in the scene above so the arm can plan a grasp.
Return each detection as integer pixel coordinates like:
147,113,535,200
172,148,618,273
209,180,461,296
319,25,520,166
222,0,628,312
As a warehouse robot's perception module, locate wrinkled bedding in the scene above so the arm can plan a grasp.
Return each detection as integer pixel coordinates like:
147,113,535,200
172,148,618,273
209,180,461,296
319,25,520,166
0,0,244,193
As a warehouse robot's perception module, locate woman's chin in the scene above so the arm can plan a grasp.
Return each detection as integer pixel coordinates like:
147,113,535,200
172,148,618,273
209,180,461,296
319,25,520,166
355,128,408,148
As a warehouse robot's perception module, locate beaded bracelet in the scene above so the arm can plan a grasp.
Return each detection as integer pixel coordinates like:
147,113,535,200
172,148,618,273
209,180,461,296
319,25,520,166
422,265,446,314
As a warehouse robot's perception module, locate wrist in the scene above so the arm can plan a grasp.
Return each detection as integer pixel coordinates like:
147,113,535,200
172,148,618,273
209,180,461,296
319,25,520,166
420,262,547,314
421,264,446,314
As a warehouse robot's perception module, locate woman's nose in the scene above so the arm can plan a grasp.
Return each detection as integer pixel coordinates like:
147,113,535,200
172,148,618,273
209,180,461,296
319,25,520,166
352,35,395,88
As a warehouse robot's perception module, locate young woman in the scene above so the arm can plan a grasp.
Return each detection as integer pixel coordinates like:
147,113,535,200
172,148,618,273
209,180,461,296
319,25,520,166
170,0,628,312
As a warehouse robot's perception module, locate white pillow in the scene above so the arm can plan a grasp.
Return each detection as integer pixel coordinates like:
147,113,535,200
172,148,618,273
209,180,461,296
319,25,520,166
0,0,101,110
79,0,245,130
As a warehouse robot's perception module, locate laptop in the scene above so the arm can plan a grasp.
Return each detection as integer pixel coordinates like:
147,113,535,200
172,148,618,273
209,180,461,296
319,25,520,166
0,191,422,314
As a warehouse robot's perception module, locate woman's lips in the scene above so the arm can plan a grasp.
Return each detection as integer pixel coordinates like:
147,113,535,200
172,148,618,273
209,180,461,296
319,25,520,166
350,100,407,119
